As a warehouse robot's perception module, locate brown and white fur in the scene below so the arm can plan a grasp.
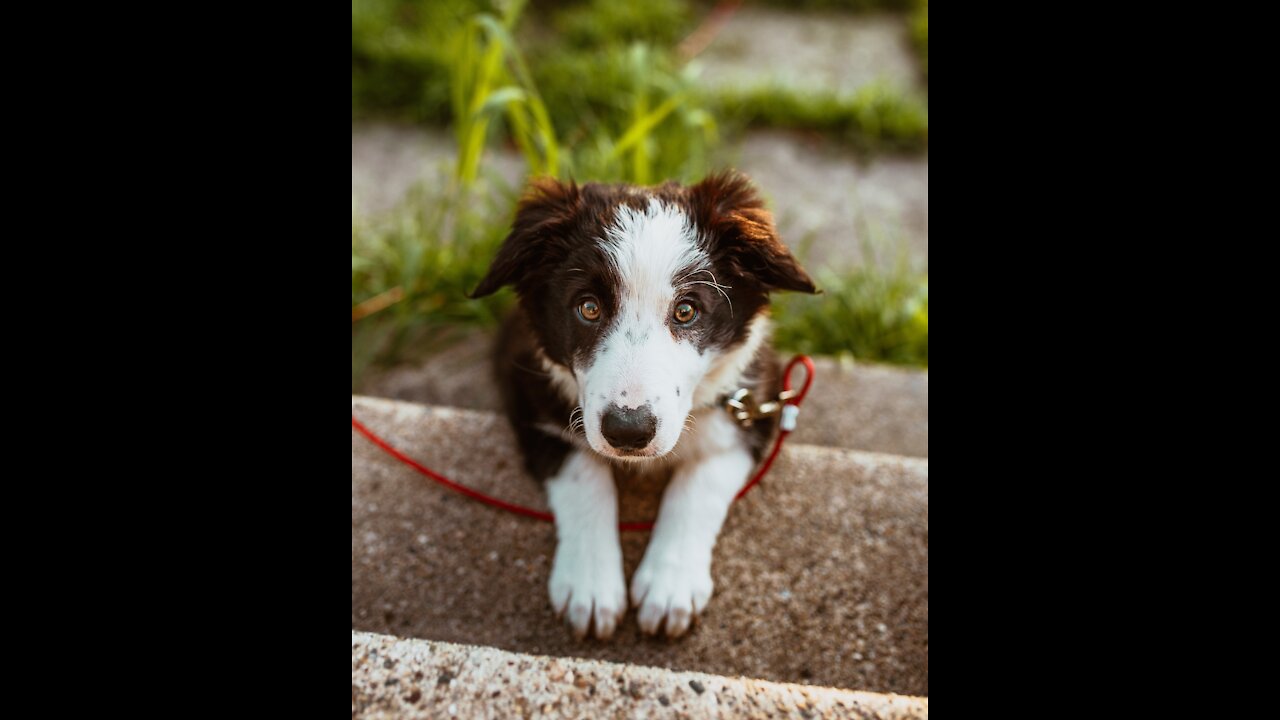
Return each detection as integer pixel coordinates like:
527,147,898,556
471,172,817,639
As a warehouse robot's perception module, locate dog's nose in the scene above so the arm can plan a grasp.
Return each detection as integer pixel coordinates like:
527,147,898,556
601,404,657,451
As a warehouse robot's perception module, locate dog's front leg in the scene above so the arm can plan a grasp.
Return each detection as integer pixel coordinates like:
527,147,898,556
546,450,627,640
631,411,755,637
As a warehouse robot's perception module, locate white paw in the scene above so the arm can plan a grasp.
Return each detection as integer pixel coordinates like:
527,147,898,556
549,541,627,640
630,553,714,637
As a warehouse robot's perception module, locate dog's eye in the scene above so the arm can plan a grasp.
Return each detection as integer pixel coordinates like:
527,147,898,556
673,302,699,325
578,298,603,323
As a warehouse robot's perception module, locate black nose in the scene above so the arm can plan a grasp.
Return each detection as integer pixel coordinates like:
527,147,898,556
600,404,657,451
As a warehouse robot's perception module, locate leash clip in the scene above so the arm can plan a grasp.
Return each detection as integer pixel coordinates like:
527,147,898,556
723,388,799,428
722,355,814,429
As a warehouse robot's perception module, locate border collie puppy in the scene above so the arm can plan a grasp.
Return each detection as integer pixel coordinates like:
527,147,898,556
471,172,817,639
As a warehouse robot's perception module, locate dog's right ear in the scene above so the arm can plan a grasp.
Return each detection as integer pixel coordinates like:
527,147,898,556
689,171,818,295
470,178,581,299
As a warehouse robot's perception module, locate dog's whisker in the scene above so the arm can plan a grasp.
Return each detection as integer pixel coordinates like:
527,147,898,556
677,270,734,318
676,268,731,290
683,281,734,318
565,406,587,436
682,415,698,434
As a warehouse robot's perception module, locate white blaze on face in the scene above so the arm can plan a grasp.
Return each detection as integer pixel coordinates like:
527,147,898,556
579,199,712,458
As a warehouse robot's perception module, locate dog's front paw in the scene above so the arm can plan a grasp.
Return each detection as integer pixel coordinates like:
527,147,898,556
630,553,714,637
549,541,627,640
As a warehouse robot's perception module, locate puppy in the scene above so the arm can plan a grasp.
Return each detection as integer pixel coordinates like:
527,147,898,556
471,172,817,639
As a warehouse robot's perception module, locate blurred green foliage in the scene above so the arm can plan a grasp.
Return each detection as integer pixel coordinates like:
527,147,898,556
759,0,913,10
555,0,693,49
911,0,928,79
351,0,928,152
350,0,469,123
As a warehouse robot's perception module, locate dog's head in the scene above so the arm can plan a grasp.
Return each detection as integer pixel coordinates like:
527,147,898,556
473,172,817,461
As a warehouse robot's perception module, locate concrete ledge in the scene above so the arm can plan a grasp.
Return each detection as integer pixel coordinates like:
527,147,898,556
352,397,928,696
359,332,929,458
353,631,928,719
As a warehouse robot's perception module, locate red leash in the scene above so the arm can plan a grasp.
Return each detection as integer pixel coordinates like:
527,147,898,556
352,355,816,532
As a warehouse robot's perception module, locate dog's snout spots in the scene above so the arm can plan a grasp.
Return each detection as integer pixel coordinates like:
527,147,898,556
620,391,627,397
676,387,681,398
600,404,657,452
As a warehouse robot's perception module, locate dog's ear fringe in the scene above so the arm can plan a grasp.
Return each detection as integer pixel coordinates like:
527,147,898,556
691,171,819,296
470,177,582,299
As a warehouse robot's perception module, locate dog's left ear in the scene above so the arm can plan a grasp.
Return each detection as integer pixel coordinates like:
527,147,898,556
471,177,581,299
689,172,819,295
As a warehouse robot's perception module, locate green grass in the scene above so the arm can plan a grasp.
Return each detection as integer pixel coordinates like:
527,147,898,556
451,0,562,184
449,4,718,186
712,83,928,153
351,180,517,389
554,0,693,49
531,44,719,184
774,265,928,367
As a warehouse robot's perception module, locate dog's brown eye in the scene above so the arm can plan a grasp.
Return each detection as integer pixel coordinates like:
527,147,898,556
578,298,602,323
673,302,698,325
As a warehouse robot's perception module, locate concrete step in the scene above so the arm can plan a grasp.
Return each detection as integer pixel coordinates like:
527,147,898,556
730,132,929,273
353,631,928,719
697,9,925,99
359,332,928,458
351,396,928,697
